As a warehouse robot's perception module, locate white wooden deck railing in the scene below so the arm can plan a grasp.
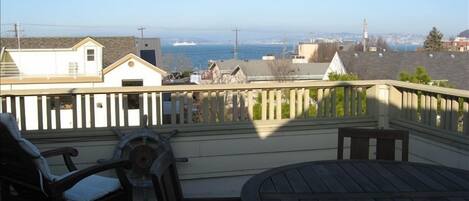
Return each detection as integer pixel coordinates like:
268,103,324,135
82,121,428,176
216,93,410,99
0,80,468,137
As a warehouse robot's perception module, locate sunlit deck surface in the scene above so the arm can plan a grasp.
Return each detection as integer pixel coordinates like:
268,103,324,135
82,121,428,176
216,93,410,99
1,80,468,199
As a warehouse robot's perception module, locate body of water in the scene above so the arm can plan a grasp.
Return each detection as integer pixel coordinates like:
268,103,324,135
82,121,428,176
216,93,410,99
162,44,288,70
161,44,421,71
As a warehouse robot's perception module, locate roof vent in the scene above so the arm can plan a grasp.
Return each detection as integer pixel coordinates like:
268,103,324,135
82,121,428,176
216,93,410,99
450,54,455,58
354,53,358,57
429,53,433,58
378,53,383,57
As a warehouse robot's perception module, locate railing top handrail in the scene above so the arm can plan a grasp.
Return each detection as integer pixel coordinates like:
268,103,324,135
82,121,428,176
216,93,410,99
0,80,382,96
0,80,468,98
386,80,469,99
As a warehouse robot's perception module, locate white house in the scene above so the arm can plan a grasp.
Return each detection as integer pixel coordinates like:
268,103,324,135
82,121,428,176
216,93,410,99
0,36,167,129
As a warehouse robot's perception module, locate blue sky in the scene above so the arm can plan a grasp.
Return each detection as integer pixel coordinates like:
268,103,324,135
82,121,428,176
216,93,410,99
1,0,468,41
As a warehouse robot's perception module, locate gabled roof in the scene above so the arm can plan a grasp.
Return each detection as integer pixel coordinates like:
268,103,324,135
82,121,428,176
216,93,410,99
210,59,244,73
337,51,469,90
230,59,330,81
103,53,167,76
0,36,137,67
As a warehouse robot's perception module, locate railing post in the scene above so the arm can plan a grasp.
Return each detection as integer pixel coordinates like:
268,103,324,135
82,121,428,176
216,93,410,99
367,84,390,128
388,86,402,121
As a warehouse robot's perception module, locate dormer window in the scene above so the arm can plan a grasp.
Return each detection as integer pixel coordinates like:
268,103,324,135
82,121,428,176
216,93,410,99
86,49,95,61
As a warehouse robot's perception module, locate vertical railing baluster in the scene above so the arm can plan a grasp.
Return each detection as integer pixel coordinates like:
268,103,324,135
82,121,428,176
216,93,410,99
202,92,209,123
420,93,426,124
290,89,296,119
276,90,282,120
171,93,177,125
139,93,144,126
106,94,112,127
54,96,61,130
463,100,469,135
402,91,408,119
218,91,224,123
81,95,86,128
331,88,337,117
46,96,52,130
115,94,121,127
210,92,217,123
248,91,254,120
357,88,362,116
240,91,246,121
450,98,459,132
445,97,452,130
407,90,413,119
232,91,239,121
19,97,26,130
317,88,323,118
72,95,77,129
440,97,446,129
11,96,17,118
430,95,437,127
147,93,153,126
261,90,267,120
344,87,350,117
187,92,193,124
425,94,431,125
304,89,310,119
323,88,330,117
37,96,43,130
179,92,185,124
156,93,161,125
1,96,6,113
89,94,95,128
123,94,129,127
411,91,418,122
269,90,275,120
297,88,303,118
351,87,357,116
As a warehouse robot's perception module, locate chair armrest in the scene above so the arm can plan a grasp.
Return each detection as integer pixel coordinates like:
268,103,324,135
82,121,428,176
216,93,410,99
50,159,131,196
41,147,79,171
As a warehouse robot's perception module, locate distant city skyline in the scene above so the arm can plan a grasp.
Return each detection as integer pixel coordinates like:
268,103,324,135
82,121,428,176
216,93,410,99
1,0,468,43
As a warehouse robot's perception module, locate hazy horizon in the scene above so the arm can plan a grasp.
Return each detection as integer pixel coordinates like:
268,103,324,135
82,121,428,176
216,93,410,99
1,0,468,43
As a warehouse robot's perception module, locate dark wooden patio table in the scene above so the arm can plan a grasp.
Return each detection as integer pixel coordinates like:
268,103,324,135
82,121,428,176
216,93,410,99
241,160,469,201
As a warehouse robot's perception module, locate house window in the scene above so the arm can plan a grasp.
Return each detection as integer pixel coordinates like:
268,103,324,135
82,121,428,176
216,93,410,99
87,49,95,61
122,80,143,109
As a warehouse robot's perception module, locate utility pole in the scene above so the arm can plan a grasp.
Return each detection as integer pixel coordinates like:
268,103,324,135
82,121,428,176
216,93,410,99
233,28,239,59
138,27,146,39
8,23,22,49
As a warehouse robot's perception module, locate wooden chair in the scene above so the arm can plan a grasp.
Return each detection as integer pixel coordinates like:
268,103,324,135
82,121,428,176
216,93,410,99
337,127,409,161
0,113,133,201
151,144,240,201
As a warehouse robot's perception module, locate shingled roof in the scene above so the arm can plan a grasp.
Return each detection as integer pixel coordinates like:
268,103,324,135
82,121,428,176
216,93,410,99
227,59,330,81
0,37,137,67
337,52,469,90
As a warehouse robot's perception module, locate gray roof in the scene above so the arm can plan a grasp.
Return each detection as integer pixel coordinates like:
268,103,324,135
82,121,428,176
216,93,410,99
210,59,245,73
0,37,137,67
231,60,330,81
338,52,469,90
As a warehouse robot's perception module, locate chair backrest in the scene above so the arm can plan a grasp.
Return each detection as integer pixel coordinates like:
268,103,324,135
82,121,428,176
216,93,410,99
150,145,184,201
0,113,55,196
337,127,409,161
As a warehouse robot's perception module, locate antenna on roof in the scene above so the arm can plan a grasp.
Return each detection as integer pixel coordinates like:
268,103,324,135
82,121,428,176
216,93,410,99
137,27,146,39
233,28,239,59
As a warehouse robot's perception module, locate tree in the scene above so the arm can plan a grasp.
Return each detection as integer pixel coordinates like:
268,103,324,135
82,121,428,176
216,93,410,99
353,36,390,52
423,27,444,51
267,59,296,82
162,53,192,72
399,66,432,84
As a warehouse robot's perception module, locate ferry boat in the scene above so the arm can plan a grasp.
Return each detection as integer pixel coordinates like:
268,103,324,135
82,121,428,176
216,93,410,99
173,41,197,46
